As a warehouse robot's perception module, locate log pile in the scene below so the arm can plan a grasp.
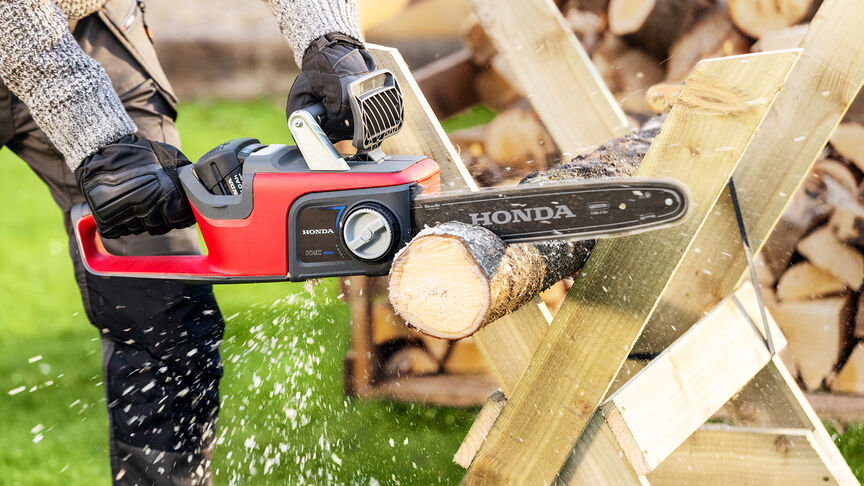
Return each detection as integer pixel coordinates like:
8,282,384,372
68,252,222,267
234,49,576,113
442,0,822,187
350,0,850,404
757,130,864,395
341,274,498,406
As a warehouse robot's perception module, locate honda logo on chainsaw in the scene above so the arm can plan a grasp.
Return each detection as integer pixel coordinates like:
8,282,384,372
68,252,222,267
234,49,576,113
469,205,578,226
302,228,336,235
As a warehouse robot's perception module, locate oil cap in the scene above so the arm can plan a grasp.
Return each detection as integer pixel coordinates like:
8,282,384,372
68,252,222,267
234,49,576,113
342,204,398,261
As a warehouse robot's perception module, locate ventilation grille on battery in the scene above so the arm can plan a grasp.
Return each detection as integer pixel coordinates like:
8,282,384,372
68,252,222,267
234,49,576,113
355,83,404,151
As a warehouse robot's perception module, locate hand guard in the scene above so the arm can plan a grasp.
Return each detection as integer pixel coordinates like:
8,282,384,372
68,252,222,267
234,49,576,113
75,134,196,239
286,32,376,142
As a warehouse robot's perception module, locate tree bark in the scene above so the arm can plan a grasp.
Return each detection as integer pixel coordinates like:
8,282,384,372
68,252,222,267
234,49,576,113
388,126,658,338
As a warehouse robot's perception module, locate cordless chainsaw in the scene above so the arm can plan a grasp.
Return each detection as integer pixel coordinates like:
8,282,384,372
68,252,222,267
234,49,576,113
72,70,689,283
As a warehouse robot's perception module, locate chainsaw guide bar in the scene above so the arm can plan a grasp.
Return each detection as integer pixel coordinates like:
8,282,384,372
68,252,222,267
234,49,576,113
411,178,689,243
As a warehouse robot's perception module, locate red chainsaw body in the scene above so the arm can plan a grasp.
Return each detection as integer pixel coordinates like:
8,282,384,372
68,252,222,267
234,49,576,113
75,157,440,281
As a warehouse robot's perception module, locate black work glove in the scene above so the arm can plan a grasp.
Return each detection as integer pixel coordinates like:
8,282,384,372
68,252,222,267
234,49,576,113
286,32,376,142
75,134,196,239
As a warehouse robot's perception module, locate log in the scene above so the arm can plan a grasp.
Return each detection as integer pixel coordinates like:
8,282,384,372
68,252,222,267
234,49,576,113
727,0,814,39
829,122,864,173
665,9,751,83
607,0,708,57
419,334,451,362
770,294,852,390
855,292,864,338
461,15,496,66
813,159,858,199
443,337,488,374
751,23,809,52
829,200,864,249
540,279,571,316
371,297,411,345
776,261,847,301
389,128,657,338
830,343,864,394
563,0,610,12
564,7,607,55
382,346,440,378
413,49,479,120
483,107,556,174
608,48,666,114
645,83,683,114
474,56,523,111
797,226,864,291
757,168,837,284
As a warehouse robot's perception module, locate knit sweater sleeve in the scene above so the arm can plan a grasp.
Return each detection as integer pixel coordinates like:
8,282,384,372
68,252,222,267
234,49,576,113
0,0,136,170
261,0,364,66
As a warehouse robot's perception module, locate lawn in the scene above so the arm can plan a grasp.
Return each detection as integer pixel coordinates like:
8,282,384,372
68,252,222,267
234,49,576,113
1,99,862,485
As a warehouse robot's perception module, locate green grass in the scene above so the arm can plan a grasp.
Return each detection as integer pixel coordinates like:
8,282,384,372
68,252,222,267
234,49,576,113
2,99,863,485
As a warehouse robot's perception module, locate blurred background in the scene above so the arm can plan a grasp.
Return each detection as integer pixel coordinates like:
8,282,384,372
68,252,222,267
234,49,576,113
3,0,864,484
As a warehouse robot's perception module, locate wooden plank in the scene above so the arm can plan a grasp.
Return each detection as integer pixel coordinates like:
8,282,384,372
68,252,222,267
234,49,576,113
556,414,644,486
647,425,838,486
472,303,550,396
463,50,801,485
805,392,864,422
369,44,555,400
760,358,859,485
600,284,784,475
454,391,507,468
368,44,478,192
464,285,788,483
358,374,497,407
634,0,864,354
369,44,554,396
344,276,375,393
467,0,630,157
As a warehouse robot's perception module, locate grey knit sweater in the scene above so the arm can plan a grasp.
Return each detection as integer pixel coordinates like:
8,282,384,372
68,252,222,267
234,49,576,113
0,0,362,169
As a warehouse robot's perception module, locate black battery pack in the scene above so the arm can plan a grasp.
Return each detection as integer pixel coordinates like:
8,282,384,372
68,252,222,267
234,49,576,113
192,137,265,195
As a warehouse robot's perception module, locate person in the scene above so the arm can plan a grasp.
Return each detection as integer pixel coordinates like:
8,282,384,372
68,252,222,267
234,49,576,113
0,0,375,484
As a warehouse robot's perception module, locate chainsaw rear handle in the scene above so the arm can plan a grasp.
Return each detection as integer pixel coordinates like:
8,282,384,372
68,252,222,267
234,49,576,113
70,197,247,282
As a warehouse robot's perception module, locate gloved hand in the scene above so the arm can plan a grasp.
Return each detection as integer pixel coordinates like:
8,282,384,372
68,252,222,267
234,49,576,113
75,134,196,239
286,32,376,142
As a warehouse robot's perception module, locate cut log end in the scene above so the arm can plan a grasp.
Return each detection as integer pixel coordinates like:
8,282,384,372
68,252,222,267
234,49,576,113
608,0,657,36
389,234,492,339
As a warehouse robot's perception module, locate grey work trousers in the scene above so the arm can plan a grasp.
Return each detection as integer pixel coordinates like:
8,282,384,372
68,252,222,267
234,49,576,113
0,2,225,485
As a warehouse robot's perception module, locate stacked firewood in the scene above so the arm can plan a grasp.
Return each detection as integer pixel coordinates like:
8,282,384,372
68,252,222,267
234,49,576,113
449,0,826,187
757,126,864,395
355,0,841,395
370,292,488,380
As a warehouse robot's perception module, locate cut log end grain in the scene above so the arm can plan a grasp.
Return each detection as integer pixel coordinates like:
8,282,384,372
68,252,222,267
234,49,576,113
382,346,440,379
484,108,556,173
776,261,847,301
797,227,864,291
607,0,707,56
771,294,852,391
727,0,814,39
388,221,592,338
830,343,864,394
665,9,751,83
829,201,864,249
829,122,864,173
389,232,497,339
443,338,488,374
